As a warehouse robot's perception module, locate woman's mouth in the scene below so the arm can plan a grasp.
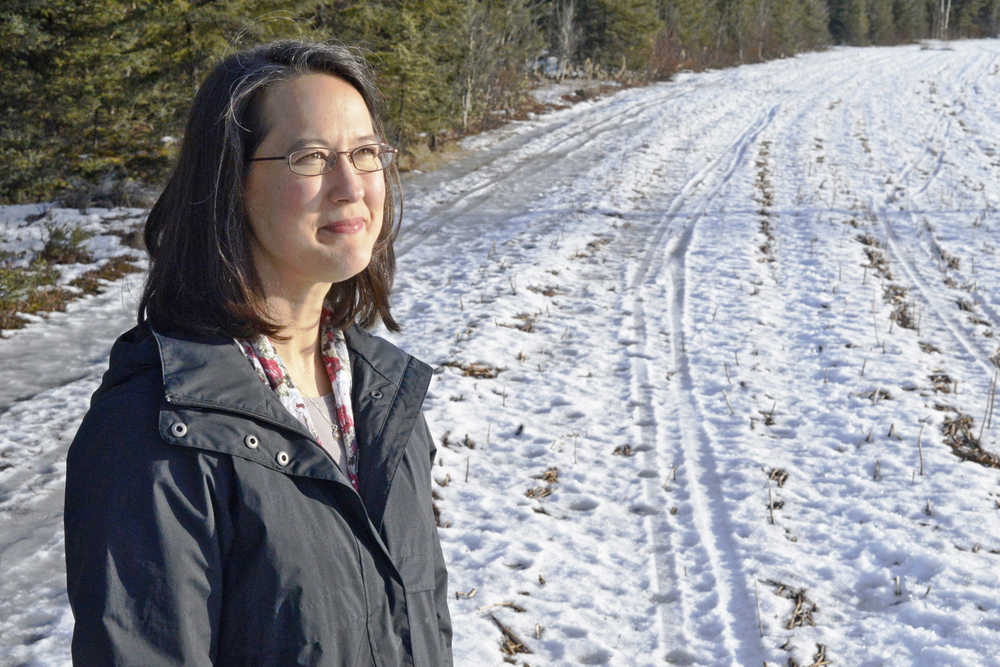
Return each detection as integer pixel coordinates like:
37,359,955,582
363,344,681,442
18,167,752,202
320,218,365,234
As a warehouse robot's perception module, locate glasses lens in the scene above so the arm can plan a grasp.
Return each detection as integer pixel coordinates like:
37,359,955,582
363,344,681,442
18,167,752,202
351,145,388,172
288,149,330,176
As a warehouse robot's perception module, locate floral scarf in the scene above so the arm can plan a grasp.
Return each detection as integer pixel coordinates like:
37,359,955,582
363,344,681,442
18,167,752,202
237,310,360,491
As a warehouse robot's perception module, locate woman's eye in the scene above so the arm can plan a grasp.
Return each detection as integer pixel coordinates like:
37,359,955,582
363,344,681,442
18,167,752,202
293,150,328,164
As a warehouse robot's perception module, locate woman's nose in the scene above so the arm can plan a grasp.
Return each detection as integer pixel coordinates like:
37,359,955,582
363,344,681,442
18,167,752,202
325,153,365,202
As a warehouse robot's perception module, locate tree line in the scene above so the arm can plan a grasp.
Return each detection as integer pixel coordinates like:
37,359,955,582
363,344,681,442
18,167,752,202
2,0,997,204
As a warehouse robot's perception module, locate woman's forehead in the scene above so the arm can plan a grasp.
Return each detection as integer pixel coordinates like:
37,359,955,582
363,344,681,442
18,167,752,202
259,73,375,144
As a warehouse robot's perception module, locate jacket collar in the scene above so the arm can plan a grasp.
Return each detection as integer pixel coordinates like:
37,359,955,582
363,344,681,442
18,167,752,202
152,328,311,438
150,325,431,528
344,326,432,528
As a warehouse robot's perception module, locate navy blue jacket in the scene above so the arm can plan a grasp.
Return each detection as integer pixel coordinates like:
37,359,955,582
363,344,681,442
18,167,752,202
64,324,452,666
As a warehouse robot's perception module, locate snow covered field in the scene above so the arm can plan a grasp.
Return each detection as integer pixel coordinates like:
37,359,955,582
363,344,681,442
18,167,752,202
3,40,1000,666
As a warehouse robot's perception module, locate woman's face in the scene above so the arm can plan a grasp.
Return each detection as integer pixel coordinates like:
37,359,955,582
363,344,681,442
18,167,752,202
244,73,386,297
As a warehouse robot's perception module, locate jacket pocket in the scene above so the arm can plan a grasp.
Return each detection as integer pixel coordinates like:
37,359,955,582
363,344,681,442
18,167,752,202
398,555,441,667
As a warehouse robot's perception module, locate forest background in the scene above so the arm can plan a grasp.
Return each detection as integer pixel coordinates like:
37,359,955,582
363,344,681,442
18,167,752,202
2,0,998,205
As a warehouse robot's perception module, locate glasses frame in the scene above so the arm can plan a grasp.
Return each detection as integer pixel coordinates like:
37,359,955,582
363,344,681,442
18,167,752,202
249,143,397,176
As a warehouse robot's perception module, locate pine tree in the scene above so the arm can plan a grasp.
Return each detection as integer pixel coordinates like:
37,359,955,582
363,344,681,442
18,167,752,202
869,0,897,42
838,0,872,43
576,0,661,72
892,0,930,40
955,0,995,35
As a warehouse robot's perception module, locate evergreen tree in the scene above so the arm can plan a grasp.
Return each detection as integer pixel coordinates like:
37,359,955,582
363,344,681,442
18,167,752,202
829,0,872,43
892,0,930,40
2,0,996,204
576,0,661,72
955,0,997,35
869,0,896,41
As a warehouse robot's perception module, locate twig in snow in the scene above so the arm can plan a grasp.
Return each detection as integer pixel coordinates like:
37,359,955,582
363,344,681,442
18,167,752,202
768,483,776,525
755,580,764,637
918,423,926,476
488,613,531,656
979,368,998,442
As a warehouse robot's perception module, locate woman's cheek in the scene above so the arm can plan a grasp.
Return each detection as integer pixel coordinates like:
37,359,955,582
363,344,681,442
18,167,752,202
367,175,387,224
283,179,321,212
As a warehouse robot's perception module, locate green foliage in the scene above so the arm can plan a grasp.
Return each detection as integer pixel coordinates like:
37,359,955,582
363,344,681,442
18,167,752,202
39,224,94,264
576,0,662,71
955,0,1000,36
893,0,931,41
869,0,897,43
2,0,998,204
0,260,61,329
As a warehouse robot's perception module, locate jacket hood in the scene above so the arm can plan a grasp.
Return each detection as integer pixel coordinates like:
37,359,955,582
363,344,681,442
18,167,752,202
92,324,161,403
94,324,432,489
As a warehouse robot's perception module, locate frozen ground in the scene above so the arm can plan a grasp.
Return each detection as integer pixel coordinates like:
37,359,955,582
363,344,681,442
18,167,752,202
3,41,1000,666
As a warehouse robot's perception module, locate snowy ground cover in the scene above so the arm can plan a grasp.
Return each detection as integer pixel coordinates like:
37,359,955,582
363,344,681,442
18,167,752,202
2,40,1000,666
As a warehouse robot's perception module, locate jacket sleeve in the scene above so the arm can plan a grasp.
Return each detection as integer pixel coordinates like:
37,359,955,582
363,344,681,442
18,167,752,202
64,387,231,666
425,418,454,664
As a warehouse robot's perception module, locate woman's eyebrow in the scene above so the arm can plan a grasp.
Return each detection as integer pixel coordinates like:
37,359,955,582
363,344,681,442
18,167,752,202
287,135,381,150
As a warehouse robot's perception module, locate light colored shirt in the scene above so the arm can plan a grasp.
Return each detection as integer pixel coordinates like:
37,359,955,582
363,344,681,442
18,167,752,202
303,392,347,471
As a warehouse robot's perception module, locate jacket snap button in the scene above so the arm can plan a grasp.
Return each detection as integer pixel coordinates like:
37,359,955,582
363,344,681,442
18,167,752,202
369,390,383,399
244,434,259,449
275,451,290,466
170,422,188,437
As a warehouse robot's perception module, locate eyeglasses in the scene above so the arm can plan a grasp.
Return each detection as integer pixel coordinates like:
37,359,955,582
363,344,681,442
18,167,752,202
249,143,397,176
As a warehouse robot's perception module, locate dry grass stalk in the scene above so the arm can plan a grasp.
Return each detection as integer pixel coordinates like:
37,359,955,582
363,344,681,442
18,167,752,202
918,423,926,475
768,484,776,525
498,312,537,332
68,256,140,295
980,368,998,442
526,284,565,297
941,410,1000,469
441,360,505,378
768,468,789,487
763,579,818,630
489,613,532,656
531,467,558,484
809,643,831,667
527,466,559,499
929,371,953,393
755,579,764,637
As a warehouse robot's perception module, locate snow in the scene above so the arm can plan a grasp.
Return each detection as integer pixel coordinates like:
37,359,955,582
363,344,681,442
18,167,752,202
526,78,619,107
3,41,1000,665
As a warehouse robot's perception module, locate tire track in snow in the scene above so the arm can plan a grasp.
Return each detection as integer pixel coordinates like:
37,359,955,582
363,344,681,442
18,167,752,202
879,216,998,380
867,52,1000,381
626,105,776,664
395,85,694,258
882,48,1000,335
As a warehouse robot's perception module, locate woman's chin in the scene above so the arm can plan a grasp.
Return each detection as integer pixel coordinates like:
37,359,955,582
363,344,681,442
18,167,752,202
326,251,373,284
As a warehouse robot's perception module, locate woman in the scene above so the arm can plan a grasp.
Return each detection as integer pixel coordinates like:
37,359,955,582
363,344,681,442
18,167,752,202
64,41,452,666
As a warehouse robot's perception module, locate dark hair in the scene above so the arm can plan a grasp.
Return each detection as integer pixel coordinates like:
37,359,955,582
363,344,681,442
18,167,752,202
139,40,401,337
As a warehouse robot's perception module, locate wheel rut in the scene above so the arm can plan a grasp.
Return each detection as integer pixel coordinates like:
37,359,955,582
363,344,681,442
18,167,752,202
396,85,696,259
624,106,776,664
